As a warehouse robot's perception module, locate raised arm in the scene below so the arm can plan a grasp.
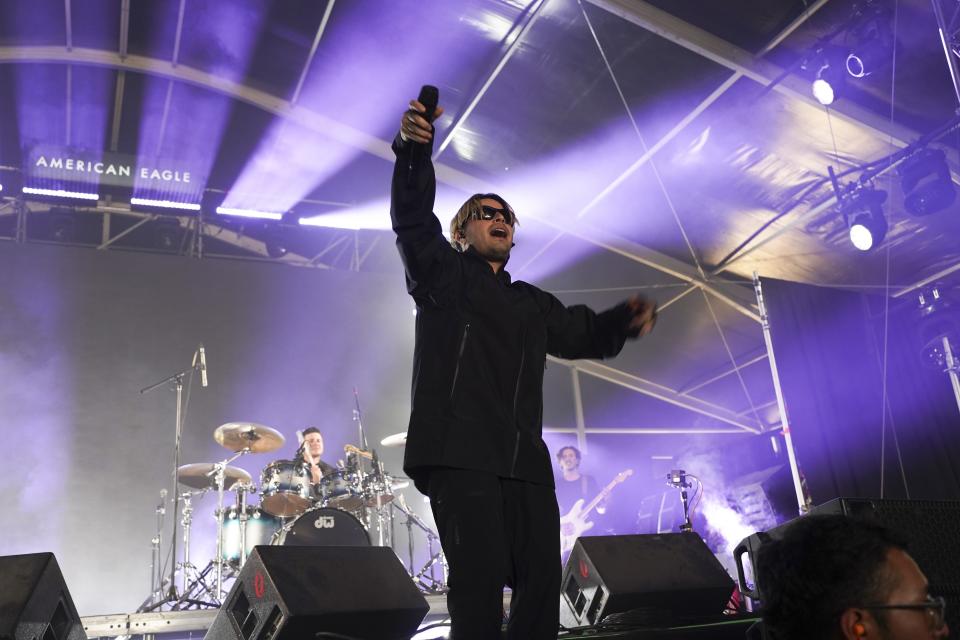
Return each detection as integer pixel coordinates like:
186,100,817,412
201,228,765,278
390,98,458,300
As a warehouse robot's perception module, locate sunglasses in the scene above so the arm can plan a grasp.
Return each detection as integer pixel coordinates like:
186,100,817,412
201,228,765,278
472,205,515,226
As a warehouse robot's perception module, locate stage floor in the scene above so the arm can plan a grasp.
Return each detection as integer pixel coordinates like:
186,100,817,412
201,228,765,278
80,599,759,639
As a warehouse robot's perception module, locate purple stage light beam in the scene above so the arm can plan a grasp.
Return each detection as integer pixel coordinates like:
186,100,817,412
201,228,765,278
216,206,284,220
224,2,505,215
23,187,99,200
134,1,267,205
130,197,201,211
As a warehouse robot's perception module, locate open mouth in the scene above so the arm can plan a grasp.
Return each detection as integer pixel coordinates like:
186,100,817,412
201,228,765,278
490,226,509,238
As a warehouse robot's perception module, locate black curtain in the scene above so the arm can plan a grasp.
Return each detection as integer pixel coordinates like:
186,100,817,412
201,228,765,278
762,277,960,503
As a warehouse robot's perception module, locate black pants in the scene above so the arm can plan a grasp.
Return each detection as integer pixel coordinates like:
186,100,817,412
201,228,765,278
427,468,561,640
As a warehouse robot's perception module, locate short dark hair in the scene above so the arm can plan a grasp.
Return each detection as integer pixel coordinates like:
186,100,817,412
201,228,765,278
756,514,907,640
556,445,581,462
302,427,321,437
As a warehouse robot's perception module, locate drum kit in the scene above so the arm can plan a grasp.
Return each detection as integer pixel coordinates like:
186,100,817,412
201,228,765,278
136,352,444,612
140,421,445,611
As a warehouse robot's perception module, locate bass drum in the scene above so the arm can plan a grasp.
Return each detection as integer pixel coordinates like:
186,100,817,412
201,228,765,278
273,507,370,547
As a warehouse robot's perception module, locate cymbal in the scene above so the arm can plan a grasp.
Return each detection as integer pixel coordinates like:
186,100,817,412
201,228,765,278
177,463,252,491
391,478,410,491
214,422,285,453
380,432,407,448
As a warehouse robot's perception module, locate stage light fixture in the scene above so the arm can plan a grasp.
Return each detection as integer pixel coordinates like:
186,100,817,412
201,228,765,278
845,7,893,78
131,197,201,211
216,206,284,220
812,55,846,106
265,238,288,259
846,39,891,78
845,188,888,251
917,285,960,370
23,186,99,201
900,148,956,217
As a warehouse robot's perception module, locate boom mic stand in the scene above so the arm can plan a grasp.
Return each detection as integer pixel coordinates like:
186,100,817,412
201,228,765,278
139,347,206,606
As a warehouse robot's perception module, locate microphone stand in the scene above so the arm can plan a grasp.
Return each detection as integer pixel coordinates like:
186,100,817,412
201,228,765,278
139,349,203,603
352,387,369,451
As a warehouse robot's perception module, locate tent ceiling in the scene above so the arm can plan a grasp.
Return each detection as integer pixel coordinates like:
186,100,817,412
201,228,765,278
1,0,957,439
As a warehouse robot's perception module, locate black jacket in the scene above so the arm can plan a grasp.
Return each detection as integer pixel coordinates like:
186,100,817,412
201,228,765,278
391,133,637,493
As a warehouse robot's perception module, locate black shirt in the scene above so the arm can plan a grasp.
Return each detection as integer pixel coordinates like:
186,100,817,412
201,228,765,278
555,473,600,515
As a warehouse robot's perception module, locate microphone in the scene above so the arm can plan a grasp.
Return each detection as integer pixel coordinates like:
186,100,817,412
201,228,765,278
407,84,439,185
198,344,208,388
417,85,439,125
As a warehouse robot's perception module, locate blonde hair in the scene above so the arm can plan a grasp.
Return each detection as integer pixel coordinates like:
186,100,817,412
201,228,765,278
449,193,518,250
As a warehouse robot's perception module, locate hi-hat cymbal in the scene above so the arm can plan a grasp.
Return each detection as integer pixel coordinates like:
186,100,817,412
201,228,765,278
214,422,285,453
177,463,252,491
380,432,407,448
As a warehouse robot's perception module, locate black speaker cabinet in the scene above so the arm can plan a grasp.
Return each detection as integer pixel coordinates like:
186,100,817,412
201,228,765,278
0,552,86,640
561,534,734,627
204,546,428,640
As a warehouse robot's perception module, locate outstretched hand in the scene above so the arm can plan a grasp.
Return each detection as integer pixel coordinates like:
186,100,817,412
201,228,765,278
400,99,444,144
626,295,658,337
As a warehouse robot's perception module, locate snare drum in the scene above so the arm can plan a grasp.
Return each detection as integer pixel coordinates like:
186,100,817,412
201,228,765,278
273,507,370,547
260,460,313,517
319,468,363,510
220,505,281,566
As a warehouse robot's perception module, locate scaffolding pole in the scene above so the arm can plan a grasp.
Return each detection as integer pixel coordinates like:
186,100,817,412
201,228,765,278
754,273,809,515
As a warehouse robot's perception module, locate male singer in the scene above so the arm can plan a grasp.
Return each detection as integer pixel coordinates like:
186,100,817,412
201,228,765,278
391,91,658,639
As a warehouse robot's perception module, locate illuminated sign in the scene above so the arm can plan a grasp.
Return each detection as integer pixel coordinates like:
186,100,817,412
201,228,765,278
25,146,202,189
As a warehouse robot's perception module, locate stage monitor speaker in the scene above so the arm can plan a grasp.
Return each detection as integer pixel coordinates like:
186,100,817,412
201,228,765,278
561,534,734,628
735,498,960,632
0,552,87,640
203,546,428,640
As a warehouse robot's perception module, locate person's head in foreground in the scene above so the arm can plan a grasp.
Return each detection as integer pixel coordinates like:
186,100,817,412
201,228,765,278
756,514,948,640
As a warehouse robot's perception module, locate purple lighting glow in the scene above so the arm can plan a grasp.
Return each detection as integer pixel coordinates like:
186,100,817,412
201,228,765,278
298,199,392,230
22,187,99,200
216,206,284,220
130,197,201,211
133,2,267,205
224,2,501,215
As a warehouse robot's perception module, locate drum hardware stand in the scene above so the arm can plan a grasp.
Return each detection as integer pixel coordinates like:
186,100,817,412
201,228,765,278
235,483,256,569
352,390,396,547
138,348,206,607
369,449,393,547
149,489,166,596
412,537,448,593
211,449,250,597
180,491,198,592
169,560,221,610
393,496,447,592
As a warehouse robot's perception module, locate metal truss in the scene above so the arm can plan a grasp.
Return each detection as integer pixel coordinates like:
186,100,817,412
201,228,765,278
549,355,765,434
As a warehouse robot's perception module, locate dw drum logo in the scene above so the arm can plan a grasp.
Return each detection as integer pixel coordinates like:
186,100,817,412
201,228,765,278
314,515,336,529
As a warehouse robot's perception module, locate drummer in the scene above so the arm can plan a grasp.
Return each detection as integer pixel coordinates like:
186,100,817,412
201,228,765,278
299,427,335,484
